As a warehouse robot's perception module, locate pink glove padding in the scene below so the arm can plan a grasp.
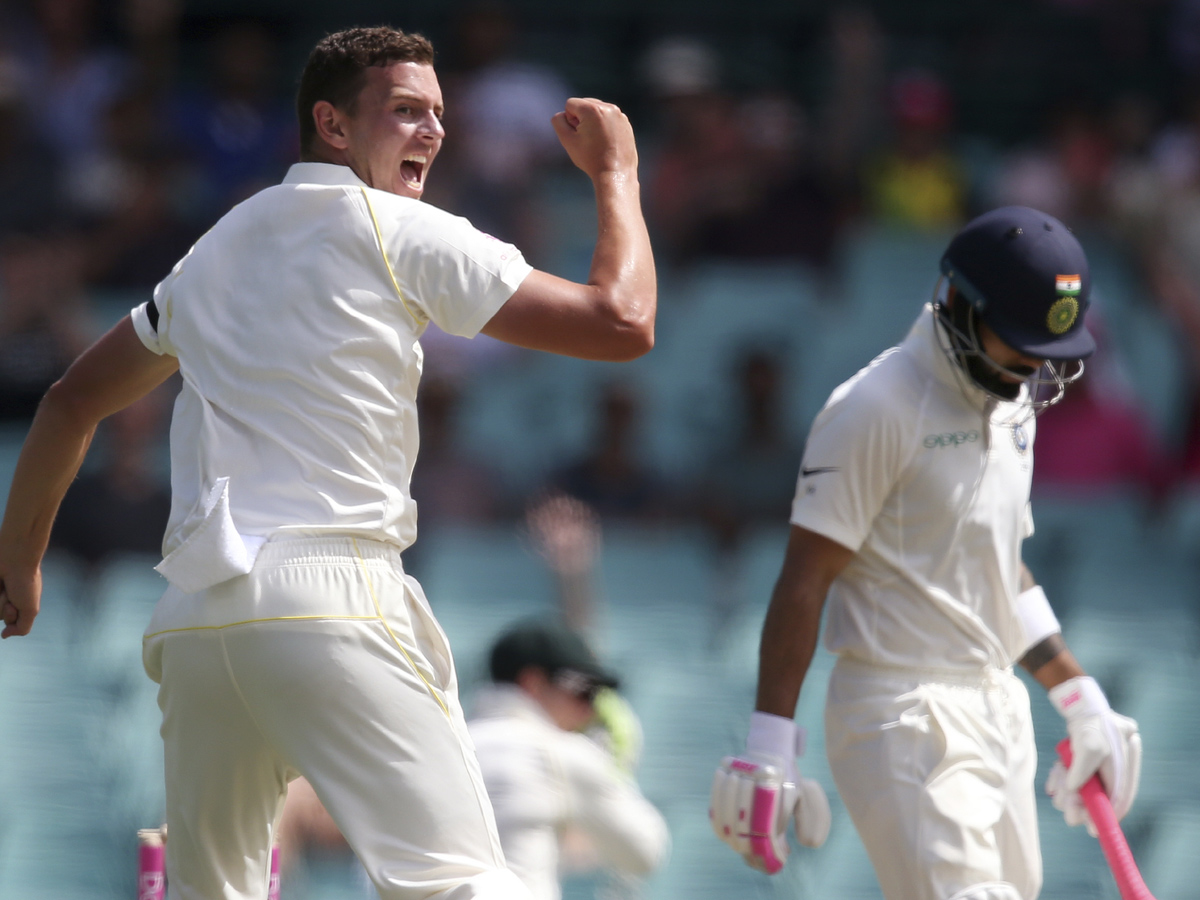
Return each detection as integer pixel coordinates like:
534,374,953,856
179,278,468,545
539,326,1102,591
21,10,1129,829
710,713,831,874
1046,676,1142,830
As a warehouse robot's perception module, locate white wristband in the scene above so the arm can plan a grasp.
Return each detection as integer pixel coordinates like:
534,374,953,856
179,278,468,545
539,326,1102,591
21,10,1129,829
1048,675,1110,721
747,712,805,760
1016,585,1061,655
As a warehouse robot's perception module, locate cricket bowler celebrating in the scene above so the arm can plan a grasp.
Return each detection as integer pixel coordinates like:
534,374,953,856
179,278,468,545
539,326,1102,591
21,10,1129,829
710,206,1142,900
0,26,654,900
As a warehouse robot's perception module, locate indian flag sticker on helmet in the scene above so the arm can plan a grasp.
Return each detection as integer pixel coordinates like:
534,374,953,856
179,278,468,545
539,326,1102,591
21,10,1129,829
1055,274,1082,296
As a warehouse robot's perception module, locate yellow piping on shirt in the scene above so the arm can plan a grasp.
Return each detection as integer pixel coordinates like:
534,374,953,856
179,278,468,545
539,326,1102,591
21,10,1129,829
360,187,425,324
351,537,450,719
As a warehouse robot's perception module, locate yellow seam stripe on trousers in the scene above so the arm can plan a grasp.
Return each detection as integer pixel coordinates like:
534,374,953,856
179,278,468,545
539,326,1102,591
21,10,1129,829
143,615,379,640
360,188,425,324
351,537,450,719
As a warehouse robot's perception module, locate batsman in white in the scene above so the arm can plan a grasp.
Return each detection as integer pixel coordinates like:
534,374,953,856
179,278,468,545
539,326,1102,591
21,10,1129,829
710,206,1143,900
0,25,654,900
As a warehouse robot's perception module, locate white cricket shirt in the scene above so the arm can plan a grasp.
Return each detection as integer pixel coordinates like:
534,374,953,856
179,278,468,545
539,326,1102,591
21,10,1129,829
131,162,531,589
468,685,669,900
791,305,1037,671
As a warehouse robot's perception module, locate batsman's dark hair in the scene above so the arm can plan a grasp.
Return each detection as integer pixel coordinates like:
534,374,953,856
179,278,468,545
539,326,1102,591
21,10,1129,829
296,26,435,156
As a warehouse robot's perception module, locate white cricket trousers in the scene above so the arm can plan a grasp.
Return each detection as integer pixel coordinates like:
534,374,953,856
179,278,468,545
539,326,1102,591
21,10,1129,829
825,657,1042,900
141,535,534,900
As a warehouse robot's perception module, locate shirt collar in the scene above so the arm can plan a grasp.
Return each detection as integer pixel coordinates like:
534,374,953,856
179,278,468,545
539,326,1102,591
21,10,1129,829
905,303,1028,416
282,161,370,189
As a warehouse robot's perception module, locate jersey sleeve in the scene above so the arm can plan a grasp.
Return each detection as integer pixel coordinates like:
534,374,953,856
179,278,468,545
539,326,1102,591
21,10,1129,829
559,734,670,878
369,193,533,338
131,259,186,357
790,380,911,552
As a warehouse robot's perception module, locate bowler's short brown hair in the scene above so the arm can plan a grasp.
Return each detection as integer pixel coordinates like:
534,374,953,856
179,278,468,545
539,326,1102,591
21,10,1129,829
296,26,434,155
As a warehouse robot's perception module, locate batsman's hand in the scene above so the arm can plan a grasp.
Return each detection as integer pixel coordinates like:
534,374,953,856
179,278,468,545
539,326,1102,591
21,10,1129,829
709,712,830,874
551,98,638,182
1047,676,1143,832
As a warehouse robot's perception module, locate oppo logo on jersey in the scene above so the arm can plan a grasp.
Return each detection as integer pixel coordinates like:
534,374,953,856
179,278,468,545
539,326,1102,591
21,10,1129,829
923,431,980,448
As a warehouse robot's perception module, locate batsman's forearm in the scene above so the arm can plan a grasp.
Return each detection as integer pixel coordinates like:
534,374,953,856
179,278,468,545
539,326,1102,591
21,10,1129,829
0,385,97,563
755,582,825,718
586,171,656,345
1027,638,1086,691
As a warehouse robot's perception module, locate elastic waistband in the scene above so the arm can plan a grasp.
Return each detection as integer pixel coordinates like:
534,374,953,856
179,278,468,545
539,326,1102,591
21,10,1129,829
255,534,406,566
834,655,1014,687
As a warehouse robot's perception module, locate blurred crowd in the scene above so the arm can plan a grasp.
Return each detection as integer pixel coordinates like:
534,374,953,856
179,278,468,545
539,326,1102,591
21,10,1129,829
3,0,1200,573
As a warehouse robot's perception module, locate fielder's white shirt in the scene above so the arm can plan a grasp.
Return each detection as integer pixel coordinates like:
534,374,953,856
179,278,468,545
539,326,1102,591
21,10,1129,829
467,685,669,900
131,162,531,591
791,305,1036,671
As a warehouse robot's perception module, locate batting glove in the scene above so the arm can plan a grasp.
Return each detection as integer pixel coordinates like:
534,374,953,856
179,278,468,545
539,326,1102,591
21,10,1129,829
710,712,830,874
1046,676,1143,832
587,687,644,774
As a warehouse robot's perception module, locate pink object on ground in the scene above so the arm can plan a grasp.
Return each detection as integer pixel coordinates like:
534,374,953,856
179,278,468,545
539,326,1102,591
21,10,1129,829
1056,739,1156,900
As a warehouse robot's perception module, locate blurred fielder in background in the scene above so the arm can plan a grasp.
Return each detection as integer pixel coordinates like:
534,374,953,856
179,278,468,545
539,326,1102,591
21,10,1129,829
472,621,669,900
0,24,654,900
711,206,1143,900
279,621,670,900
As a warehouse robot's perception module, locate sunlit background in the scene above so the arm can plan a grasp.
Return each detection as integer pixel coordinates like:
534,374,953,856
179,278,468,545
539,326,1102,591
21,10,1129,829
2,0,1200,897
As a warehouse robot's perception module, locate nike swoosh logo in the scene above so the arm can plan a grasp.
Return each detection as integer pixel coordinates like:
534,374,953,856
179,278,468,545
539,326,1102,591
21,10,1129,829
801,466,840,477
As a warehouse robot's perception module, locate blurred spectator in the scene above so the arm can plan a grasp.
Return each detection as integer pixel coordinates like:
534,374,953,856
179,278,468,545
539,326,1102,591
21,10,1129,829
432,1,571,264
864,69,967,230
642,16,880,269
1105,91,1165,252
0,226,91,421
169,18,297,221
1031,314,1173,501
77,85,199,289
819,6,886,189
993,99,1113,223
687,91,843,268
50,387,172,569
550,383,667,521
639,37,742,264
525,492,603,635
17,0,131,215
695,349,804,551
0,53,65,231
410,378,506,531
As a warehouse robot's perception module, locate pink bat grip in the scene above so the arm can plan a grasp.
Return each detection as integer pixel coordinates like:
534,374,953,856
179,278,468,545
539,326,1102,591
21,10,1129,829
748,784,785,874
268,844,282,900
1056,739,1156,900
137,834,166,900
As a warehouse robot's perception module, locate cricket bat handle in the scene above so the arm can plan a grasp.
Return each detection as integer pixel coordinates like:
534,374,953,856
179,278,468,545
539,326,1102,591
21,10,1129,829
1056,739,1156,900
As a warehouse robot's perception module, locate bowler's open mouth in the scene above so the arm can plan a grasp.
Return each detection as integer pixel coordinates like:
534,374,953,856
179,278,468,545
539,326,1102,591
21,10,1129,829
401,155,426,190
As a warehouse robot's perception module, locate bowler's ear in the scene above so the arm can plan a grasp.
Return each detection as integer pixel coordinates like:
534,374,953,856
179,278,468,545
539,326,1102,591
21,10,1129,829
311,100,351,151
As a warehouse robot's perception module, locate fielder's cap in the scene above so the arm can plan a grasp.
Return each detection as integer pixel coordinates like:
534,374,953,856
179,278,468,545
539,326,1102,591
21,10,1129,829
489,621,620,690
940,206,1096,361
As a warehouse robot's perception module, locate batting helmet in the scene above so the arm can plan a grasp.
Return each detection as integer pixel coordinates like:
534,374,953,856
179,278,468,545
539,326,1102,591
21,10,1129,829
940,206,1095,361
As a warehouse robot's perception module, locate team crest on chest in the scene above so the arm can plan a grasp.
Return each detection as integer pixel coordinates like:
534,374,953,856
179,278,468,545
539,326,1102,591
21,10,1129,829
1011,423,1029,455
